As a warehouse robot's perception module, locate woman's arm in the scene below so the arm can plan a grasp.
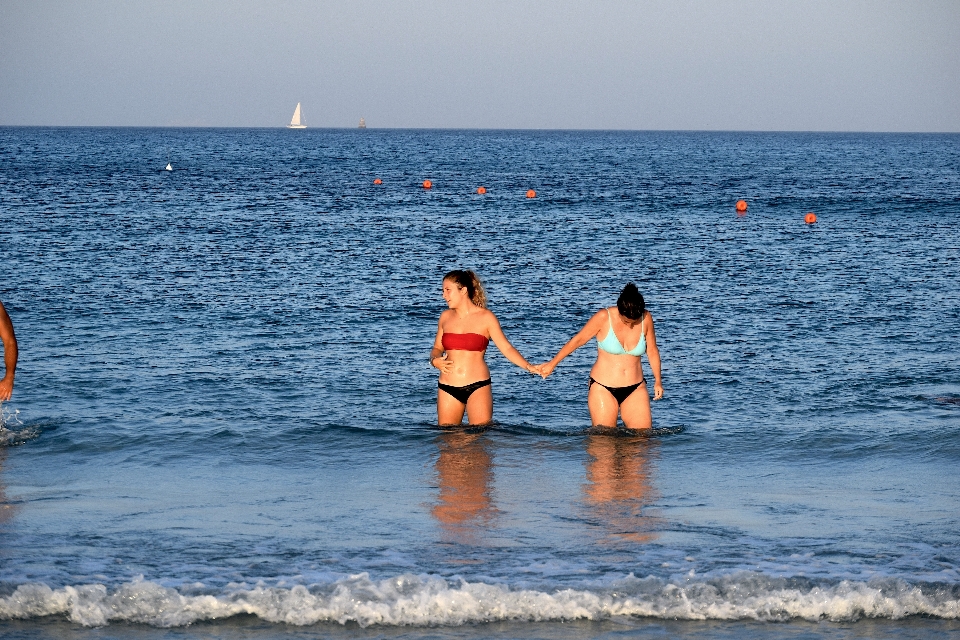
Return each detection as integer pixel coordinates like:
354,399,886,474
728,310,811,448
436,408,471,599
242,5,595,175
429,317,454,374
486,312,536,373
645,313,663,399
538,310,606,378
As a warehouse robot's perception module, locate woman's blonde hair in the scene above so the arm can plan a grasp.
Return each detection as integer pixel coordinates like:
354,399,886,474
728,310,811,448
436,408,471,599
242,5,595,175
444,269,487,308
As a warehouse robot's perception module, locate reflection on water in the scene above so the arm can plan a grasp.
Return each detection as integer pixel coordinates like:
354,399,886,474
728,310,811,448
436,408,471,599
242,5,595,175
432,430,494,543
0,448,16,525
583,434,661,543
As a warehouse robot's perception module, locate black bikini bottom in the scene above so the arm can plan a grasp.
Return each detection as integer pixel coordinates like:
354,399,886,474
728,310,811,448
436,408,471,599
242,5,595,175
438,379,492,405
589,377,646,405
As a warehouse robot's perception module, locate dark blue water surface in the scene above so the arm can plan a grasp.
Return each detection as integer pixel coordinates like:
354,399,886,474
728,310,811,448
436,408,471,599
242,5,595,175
1,128,959,638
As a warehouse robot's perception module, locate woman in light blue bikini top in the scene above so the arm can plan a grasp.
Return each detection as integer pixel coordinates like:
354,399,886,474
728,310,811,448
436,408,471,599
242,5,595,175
537,283,663,430
596,308,646,356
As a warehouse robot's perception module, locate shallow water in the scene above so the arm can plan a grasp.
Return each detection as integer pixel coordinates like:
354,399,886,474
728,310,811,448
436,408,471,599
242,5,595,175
0,128,959,637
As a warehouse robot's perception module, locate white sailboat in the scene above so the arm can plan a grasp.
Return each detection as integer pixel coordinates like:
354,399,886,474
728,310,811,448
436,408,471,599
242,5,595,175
358,117,366,129
287,103,306,129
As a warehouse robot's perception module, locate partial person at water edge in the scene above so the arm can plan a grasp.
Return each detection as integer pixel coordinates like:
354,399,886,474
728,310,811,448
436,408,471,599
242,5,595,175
430,270,538,426
538,283,662,430
0,301,17,402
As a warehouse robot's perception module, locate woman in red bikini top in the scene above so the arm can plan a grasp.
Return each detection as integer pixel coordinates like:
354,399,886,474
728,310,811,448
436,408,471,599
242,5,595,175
430,270,537,426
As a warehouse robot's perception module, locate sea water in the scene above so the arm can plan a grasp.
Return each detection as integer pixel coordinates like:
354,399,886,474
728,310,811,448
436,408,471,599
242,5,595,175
0,128,958,639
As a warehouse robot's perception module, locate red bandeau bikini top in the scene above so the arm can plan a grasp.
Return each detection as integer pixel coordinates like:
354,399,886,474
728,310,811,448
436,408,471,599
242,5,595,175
441,332,489,351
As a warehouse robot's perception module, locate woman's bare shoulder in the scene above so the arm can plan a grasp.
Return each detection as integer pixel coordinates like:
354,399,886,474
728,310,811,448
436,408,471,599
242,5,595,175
590,308,610,323
643,310,656,329
437,309,456,326
475,307,499,327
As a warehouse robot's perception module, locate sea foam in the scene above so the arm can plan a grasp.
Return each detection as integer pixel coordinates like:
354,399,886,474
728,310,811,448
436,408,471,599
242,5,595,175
0,405,37,446
0,572,957,627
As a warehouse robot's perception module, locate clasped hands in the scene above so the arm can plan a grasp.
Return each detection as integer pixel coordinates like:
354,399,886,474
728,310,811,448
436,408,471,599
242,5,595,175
526,362,557,379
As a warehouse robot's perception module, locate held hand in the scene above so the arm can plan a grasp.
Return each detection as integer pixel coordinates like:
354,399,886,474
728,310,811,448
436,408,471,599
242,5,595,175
538,361,557,379
653,382,663,400
432,356,454,374
0,377,12,402
527,363,548,377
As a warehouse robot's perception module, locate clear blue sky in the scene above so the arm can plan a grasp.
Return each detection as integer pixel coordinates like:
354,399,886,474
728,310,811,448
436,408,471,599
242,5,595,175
2,0,958,131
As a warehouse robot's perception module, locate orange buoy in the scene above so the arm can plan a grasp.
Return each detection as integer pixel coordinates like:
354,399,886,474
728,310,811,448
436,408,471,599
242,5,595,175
476,186,486,194
423,180,432,189
735,200,747,212
805,212,817,224
373,178,382,185
526,189,536,198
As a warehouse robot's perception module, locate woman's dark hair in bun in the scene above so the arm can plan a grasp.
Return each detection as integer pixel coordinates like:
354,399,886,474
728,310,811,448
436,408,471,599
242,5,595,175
617,282,645,321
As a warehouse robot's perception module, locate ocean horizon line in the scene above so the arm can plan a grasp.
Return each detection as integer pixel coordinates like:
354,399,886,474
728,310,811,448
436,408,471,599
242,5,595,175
1,124,958,135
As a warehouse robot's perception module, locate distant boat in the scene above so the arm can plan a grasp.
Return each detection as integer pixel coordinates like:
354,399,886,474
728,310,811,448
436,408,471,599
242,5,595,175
358,117,366,129
288,103,307,129
165,163,173,171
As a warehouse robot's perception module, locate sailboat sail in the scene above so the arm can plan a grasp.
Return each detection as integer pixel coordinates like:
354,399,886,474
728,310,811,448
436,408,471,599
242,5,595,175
288,103,307,129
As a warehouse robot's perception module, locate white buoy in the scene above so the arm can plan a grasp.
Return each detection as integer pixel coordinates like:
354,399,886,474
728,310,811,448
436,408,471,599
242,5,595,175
165,163,173,171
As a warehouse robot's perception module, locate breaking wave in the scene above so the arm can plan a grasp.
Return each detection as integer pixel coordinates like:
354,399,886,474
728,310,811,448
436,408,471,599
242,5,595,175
1,572,958,628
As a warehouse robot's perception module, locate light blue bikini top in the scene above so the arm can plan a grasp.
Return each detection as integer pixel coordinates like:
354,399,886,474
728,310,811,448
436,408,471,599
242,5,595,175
596,309,646,356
